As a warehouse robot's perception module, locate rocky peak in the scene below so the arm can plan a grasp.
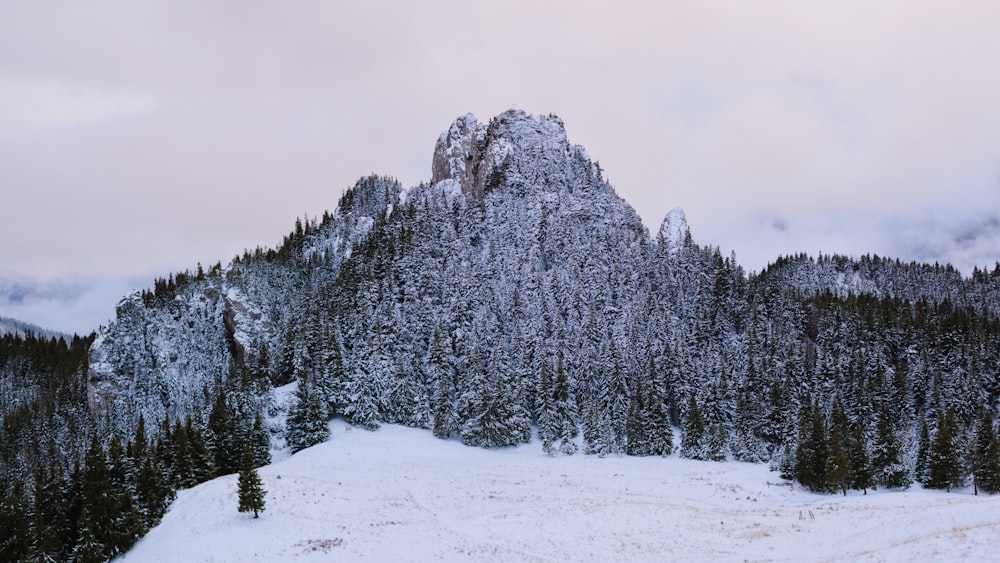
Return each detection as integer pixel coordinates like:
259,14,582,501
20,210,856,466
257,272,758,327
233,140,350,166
659,207,689,252
431,109,599,199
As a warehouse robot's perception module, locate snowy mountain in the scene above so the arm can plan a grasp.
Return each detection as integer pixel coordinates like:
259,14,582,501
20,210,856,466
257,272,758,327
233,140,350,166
84,108,1000,466
5,109,1000,562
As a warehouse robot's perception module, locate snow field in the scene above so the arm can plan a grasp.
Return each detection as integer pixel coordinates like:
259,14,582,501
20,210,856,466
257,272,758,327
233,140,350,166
122,420,1000,562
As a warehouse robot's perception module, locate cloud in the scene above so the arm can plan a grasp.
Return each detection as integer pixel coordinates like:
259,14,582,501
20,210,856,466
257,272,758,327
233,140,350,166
0,273,148,335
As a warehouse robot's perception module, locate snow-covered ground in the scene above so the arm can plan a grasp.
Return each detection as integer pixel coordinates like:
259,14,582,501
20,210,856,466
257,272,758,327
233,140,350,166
122,420,1000,562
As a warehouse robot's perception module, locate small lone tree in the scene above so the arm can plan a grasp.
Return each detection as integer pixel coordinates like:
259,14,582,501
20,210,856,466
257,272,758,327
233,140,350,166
238,446,266,518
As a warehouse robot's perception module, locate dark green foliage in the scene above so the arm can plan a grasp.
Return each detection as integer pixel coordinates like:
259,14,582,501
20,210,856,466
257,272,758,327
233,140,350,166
136,453,170,529
973,408,1000,494
794,401,828,492
681,395,706,460
0,481,31,561
460,377,531,449
208,390,240,475
916,418,931,483
979,433,1000,494
286,377,331,453
847,424,874,493
927,409,962,491
238,446,266,518
32,462,75,560
251,411,272,467
872,404,911,489
826,400,850,495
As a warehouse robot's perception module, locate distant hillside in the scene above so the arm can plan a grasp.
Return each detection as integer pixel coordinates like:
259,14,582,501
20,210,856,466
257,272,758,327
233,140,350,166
0,315,69,340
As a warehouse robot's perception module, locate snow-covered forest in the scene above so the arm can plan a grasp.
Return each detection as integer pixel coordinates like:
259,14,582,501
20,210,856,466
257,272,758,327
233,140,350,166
3,110,1000,561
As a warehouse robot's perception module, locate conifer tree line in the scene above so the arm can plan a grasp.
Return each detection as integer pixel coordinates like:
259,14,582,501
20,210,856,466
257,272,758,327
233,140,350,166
0,332,271,561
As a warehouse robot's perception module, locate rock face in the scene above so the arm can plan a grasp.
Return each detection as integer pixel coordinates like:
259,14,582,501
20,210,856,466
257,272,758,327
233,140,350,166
658,207,689,253
431,109,600,200
431,113,484,191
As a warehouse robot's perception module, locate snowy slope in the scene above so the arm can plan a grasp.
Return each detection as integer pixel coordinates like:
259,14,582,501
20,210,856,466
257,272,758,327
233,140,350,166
122,421,1000,562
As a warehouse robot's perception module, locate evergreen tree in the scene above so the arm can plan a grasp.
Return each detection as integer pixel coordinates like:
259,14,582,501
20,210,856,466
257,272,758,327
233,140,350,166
826,400,850,495
916,417,931,483
136,453,170,529
250,410,272,466
170,420,196,489
847,423,874,494
537,354,559,455
794,401,828,492
0,481,31,561
681,395,706,460
32,464,72,560
871,404,911,489
596,340,630,456
187,417,216,484
286,377,331,453
237,446,266,518
626,375,649,456
927,408,961,491
731,388,764,462
78,436,113,561
208,389,239,475
706,422,728,462
106,436,143,555
74,508,106,563
553,353,580,455
979,431,1000,494
644,372,673,457
432,368,457,439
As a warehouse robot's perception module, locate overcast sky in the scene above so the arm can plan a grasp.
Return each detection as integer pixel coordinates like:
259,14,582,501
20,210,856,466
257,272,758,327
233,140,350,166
2,1,1000,334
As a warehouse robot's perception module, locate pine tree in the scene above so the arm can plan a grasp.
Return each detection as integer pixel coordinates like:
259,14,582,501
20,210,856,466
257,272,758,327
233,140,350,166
979,431,1000,494
286,377,331,453
32,464,72,560
553,353,580,455
251,410,272,466
187,417,216,484
597,340,630,456
78,436,113,561
681,395,706,460
826,400,850,495
432,367,457,439
136,454,169,529
106,436,143,555
794,401,828,492
927,408,961,491
208,389,239,475
916,417,931,483
0,481,30,561
731,388,764,462
847,423,874,494
537,355,559,455
871,404,910,489
626,375,649,456
707,423,728,462
645,375,673,457
238,446,266,518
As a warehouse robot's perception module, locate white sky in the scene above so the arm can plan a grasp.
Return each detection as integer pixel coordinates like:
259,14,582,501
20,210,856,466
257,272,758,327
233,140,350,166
2,1,1000,334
